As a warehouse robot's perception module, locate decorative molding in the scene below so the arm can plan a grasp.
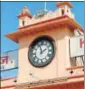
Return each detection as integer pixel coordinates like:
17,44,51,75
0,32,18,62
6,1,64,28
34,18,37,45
15,80,84,89
1,77,16,81
66,66,84,70
5,15,84,43
1,85,15,89
68,75,84,79
15,77,67,89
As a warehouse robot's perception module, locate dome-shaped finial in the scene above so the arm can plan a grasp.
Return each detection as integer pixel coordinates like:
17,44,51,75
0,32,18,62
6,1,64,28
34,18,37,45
18,6,32,18
56,1,72,8
22,6,29,13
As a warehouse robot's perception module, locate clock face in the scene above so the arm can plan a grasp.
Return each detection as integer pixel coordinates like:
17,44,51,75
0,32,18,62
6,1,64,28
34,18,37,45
28,37,55,67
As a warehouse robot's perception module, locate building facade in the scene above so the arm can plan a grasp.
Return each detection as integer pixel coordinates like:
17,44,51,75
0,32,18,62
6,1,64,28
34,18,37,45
1,1,84,89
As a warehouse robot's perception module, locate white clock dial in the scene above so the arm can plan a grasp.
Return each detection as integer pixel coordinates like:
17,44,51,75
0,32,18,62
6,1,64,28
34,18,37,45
28,37,55,67
36,45,48,59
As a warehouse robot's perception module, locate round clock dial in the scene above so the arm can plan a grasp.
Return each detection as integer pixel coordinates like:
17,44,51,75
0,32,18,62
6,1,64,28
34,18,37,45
28,37,55,67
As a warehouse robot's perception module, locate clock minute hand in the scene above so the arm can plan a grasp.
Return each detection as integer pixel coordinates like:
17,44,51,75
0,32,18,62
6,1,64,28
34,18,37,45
40,46,43,54
41,49,47,54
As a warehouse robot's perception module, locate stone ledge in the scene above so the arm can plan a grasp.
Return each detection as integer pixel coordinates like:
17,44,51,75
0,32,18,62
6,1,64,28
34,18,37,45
15,77,67,89
15,80,84,89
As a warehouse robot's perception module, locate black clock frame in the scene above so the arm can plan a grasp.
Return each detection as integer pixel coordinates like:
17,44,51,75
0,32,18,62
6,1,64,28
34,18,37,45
28,36,56,67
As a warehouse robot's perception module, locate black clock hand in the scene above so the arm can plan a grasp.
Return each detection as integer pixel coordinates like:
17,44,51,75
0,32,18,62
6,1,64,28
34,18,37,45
41,49,47,54
40,46,42,54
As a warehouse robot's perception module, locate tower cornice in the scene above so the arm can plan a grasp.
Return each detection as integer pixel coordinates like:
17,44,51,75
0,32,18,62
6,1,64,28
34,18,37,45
5,15,84,43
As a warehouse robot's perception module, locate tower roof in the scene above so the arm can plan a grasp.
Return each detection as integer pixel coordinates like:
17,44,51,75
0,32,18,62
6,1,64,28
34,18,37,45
56,1,72,8
18,6,32,18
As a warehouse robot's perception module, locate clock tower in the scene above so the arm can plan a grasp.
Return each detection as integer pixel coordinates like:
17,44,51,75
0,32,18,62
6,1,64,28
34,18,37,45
6,2,84,89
